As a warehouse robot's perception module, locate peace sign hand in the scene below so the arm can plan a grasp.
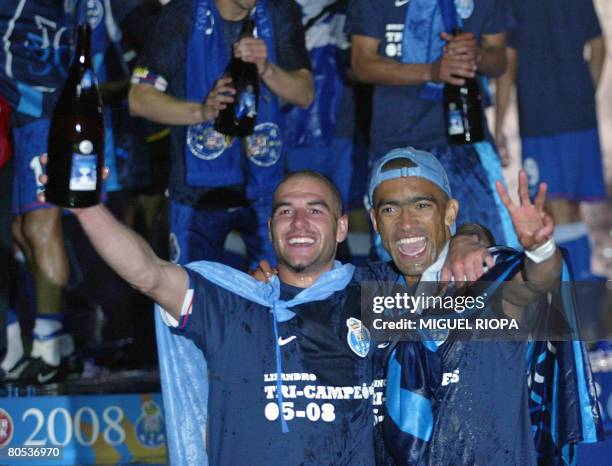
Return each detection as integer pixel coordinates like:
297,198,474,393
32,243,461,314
495,170,554,251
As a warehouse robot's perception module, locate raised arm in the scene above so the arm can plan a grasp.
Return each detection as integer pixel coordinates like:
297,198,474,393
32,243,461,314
76,205,188,320
496,171,562,309
38,159,188,320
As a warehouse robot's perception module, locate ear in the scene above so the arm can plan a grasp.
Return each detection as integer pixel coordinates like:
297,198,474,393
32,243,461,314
445,199,459,234
336,214,349,243
369,208,379,233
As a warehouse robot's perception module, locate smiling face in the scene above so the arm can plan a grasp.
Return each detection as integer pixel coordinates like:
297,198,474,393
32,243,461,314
371,177,458,285
270,174,348,286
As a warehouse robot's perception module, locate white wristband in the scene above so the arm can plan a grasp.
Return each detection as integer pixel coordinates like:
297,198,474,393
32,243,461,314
525,238,557,264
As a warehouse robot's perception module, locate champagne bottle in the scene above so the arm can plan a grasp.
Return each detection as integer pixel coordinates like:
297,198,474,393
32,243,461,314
214,19,259,138
443,29,485,145
46,23,104,207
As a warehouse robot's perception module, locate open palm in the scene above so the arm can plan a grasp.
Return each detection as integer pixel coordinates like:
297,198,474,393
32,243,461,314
496,170,554,250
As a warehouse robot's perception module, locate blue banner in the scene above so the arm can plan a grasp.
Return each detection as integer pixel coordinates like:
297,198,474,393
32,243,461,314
0,393,166,465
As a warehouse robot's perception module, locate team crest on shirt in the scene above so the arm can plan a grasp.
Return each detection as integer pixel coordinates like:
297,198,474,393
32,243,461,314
346,317,371,358
246,123,282,167
187,123,229,160
455,0,474,19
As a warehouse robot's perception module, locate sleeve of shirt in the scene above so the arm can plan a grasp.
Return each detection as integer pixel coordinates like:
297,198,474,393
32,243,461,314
270,0,311,71
581,0,602,42
504,0,519,49
130,0,190,92
480,0,507,36
160,267,244,359
346,0,384,39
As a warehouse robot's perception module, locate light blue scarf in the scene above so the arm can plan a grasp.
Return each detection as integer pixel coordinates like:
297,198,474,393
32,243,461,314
156,260,355,463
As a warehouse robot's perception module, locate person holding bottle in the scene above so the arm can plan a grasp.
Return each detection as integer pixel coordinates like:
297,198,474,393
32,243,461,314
348,0,517,252
128,0,313,463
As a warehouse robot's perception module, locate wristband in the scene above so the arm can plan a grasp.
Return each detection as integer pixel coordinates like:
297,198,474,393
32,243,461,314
524,238,556,264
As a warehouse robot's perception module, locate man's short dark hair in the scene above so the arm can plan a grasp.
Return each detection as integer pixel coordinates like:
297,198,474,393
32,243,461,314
275,170,343,217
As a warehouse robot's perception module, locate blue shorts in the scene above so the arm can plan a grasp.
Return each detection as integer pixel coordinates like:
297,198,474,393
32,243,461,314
287,137,354,208
522,128,607,202
169,198,275,269
11,119,54,215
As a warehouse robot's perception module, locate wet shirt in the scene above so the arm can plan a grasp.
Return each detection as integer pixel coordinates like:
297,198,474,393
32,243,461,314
507,0,602,137
137,0,310,208
374,260,537,465
347,0,504,155
172,267,388,466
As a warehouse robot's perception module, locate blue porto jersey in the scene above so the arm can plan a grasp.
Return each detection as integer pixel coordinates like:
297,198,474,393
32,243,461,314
381,249,603,465
171,268,389,466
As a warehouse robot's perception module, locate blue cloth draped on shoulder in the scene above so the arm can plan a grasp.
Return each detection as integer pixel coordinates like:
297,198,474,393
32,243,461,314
155,260,355,465
526,250,604,465
0,0,71,123
384,249,603,465
401,0,460,102
185,0,283,200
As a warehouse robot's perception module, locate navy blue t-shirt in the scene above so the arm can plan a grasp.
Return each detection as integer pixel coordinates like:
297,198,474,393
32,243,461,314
175,267,388,466
507,0,602,137
347,0,505,154
138,0,310,208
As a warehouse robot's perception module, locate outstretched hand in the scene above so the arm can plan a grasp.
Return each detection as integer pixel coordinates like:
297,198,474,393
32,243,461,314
496,170,554,251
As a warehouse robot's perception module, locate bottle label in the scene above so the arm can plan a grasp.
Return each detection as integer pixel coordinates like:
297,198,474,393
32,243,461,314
69,153,97,191
80,70,98,90
447,107,465,136
235,85,257,119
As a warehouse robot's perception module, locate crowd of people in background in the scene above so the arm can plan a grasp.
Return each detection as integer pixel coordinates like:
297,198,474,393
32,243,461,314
0,0,607,415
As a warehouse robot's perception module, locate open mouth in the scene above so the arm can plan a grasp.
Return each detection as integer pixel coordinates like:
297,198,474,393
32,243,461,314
396,236,427,258
287,236,316,246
